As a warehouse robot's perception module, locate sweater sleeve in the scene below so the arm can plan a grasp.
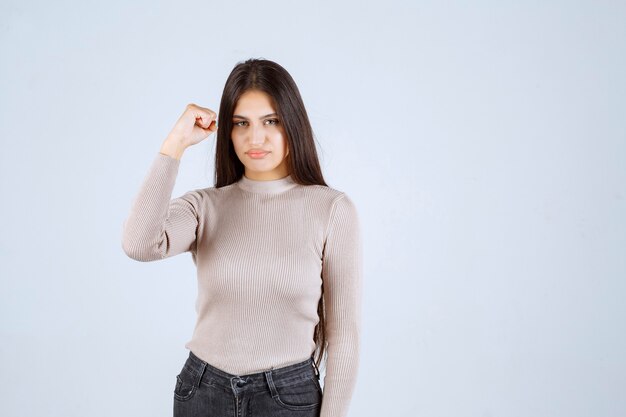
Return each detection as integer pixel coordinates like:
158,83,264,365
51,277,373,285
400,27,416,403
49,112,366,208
121,152,202,262
319,193,363,417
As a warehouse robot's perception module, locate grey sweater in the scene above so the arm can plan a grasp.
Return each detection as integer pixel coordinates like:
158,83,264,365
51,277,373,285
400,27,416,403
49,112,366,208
121,152,363,417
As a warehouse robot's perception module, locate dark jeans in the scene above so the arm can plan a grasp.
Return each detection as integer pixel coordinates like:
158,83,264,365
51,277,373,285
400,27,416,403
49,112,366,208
173,350,323,417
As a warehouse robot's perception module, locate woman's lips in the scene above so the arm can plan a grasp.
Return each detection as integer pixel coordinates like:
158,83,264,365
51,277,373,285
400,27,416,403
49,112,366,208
247,151,269,159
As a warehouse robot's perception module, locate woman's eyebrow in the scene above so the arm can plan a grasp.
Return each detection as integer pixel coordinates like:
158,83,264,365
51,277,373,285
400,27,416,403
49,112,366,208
232,113,277,120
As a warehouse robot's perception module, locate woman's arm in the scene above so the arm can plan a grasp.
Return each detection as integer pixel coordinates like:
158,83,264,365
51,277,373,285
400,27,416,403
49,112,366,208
121,104,216,262
121,149,201,262
320,193,364,417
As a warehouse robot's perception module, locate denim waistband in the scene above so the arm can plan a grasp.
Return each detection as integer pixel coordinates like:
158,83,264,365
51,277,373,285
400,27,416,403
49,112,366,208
182,350,320,394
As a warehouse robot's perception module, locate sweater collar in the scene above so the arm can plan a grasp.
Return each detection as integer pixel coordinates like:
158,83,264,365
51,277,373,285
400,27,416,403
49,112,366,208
236,173,298,194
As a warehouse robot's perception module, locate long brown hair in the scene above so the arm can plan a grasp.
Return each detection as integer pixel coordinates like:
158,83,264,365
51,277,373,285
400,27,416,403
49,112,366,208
213,58,329,373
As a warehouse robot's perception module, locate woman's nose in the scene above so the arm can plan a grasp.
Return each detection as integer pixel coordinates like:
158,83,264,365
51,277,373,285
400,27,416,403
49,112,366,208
249,125,265,145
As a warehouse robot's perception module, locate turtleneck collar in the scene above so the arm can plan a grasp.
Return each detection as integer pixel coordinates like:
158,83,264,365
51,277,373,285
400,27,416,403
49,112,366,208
236,173,298,194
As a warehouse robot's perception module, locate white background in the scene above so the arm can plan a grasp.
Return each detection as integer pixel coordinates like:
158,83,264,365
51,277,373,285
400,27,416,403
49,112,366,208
1,1,624,416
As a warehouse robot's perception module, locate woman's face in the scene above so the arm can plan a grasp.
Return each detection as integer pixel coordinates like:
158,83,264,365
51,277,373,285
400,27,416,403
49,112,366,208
231,89,290,180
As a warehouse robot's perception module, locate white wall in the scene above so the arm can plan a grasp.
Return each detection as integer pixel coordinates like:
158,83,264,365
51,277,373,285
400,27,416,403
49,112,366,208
1,1,624,416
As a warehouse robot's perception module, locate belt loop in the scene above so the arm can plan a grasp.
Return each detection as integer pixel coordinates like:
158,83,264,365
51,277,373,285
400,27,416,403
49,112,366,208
265,369,279,398
311,356,320,379
196,362,207,388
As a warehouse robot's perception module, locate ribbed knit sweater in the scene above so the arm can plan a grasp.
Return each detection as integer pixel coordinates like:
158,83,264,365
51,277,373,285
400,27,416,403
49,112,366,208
121,152,363,417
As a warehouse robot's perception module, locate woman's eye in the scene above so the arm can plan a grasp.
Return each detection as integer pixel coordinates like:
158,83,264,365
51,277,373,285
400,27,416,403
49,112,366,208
233,119,278,127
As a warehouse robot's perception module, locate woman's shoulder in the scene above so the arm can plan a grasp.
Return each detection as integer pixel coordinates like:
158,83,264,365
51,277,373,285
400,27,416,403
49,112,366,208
188,182,239,197
300,184,358,215
173,183,237,209
304,183,344,197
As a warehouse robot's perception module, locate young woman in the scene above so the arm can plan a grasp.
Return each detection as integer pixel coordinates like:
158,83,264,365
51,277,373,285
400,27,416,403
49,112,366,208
121,58,363,417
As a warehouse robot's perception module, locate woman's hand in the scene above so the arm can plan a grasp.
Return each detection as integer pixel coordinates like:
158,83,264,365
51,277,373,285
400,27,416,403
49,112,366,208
160,103,218,160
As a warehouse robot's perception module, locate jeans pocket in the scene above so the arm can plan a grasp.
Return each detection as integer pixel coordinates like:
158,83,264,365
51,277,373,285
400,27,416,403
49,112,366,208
272,376,322,411
173,366,198,402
